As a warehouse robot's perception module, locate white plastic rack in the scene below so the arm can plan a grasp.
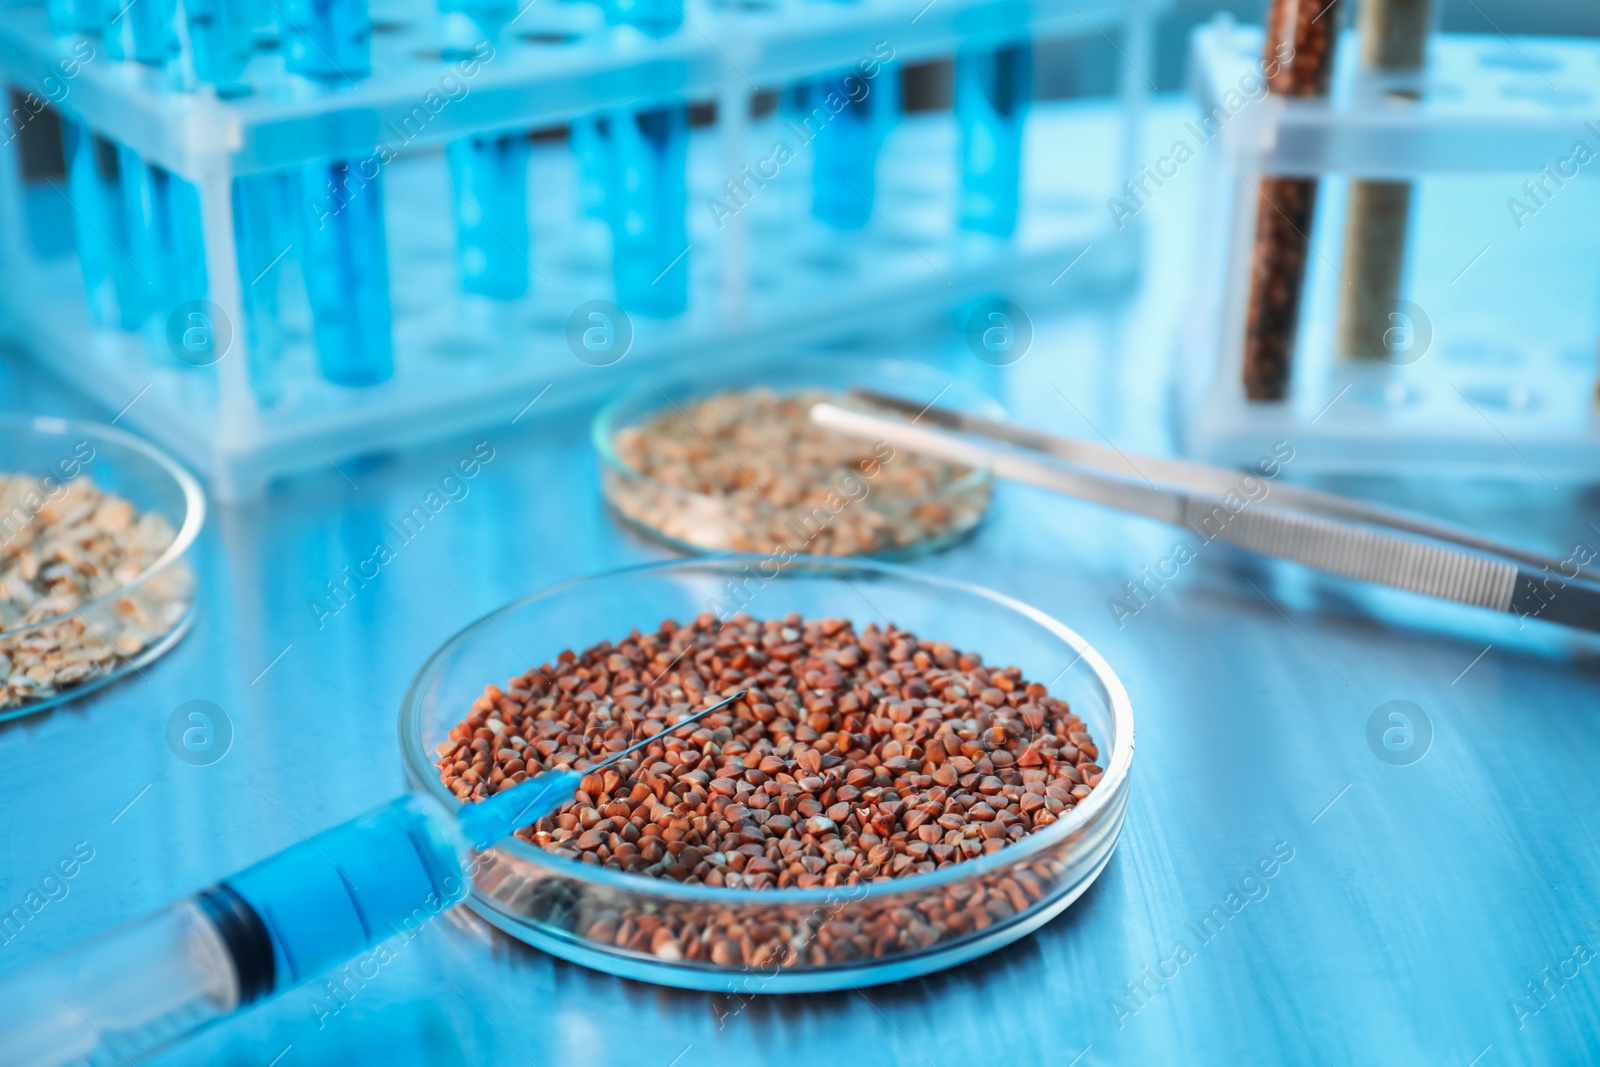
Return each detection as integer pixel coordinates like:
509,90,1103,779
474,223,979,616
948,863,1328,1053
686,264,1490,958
1179,18,1600,482
0,0,1159,498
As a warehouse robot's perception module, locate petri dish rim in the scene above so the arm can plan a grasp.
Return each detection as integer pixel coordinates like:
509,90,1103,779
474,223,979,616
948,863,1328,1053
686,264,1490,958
0,413,206,641
589,356,1006,546
398,555,1135,909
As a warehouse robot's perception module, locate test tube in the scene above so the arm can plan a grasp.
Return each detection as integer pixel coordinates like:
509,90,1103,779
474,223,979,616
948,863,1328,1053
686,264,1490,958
438,0,531,300
163,169,210,306
282,0,390,384
570,115,610,219
586,0,689,316
599,0,679,38
1239,0,1343,400
102,0,178,65
119,147,211,351
300,158,394,385
83,0,196,347
955,41,1031,238
598,103,690,316
44,0,77,37
114,145,163,329
446,133,532,299
232,171,296,398
805,65,894,230
61,121,143,329
1334,0,1433,360
244,0,281,49
185,0,258,94
281,0,371,79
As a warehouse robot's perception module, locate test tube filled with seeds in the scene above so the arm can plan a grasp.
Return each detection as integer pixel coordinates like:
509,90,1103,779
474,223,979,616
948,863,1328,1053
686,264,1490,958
1335,0,1434,360
1240,0,1343,400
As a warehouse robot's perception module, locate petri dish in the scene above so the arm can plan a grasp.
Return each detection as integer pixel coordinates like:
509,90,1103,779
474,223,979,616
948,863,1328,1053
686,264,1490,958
591,358,1002,559
0,415,204,721
400,557,1133,992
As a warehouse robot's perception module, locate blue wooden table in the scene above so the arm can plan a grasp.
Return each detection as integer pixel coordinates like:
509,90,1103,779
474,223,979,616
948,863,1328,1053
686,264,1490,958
2,97,1597,1067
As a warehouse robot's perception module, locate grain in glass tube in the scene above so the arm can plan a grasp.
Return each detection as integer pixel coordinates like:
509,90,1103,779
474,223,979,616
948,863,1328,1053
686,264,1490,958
1336,0,1434,360
1241,0,1343,400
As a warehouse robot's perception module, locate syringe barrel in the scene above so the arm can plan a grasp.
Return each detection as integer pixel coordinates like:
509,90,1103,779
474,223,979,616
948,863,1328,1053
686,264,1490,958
226,793,466,988
0,794,469,1067
0,892,247,1067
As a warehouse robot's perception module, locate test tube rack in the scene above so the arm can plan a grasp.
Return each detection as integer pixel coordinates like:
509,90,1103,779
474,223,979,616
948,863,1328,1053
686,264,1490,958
1177,18,1600,482
0,0,1159,499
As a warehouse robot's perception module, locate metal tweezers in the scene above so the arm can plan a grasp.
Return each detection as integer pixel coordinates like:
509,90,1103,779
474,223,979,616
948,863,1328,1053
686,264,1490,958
810,390,1600,635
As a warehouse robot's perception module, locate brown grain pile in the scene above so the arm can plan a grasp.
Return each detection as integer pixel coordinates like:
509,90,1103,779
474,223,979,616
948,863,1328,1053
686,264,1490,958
0,473,192,709
438,611,1102,891
605,387,989,555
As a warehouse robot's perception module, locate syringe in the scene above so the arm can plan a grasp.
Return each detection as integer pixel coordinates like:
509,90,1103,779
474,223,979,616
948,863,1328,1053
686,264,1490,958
0,693,742,1067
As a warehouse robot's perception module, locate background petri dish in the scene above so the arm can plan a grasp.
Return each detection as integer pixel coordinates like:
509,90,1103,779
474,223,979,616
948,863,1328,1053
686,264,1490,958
0,415,204,721
591,357,1004,559
400,557,1133,992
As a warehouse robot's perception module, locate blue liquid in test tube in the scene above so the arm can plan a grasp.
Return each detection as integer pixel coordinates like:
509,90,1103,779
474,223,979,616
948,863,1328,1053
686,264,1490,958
586,0,689,316
300,160,394,385
446,133,532,299
805,61,898,231
232,172,296,398
600,0,679,38
439,0,531,301
281,0,371,79
599,103,689,317
114,146,163,328
253,0,282,48
119,147,210,350
283,0,392,385
68,0,110,35
101,0,177,65
956,41,1031,237
44,0,77,37
186,0,258,94
61,122,142,329
164,172,210,305
569,116,609,219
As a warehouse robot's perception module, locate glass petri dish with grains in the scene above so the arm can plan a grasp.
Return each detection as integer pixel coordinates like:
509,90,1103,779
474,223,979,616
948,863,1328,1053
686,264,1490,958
0,415,203,721
400,557,1133,992
592,359,1002,558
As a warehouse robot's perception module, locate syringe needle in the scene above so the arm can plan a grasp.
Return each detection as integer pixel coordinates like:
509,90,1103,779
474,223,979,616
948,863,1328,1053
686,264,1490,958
457,690,747,848
590,689,747,772
0,695,753,1066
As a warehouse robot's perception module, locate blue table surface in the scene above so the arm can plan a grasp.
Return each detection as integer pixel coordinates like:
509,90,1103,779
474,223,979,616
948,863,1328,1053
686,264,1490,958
3,98,1599,1067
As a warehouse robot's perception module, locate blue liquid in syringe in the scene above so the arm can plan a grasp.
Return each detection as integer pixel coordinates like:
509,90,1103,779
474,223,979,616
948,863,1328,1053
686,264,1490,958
0,696,737,1067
